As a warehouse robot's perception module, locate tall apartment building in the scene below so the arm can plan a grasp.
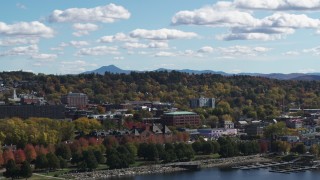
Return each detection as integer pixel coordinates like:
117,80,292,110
190,97,215,108
61,93,88,108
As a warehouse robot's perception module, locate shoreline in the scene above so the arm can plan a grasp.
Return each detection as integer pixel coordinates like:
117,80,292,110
63,155,272,179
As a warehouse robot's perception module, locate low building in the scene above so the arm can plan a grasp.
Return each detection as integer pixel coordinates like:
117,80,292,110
162,111,200,127
286,119,303,129
190,97,215,108
197,128,237,139
221,120,234,129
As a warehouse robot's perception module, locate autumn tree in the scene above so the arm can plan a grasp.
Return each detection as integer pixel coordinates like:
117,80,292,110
24,144,37,162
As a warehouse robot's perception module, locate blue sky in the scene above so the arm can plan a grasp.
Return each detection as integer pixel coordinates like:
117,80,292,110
1,0,320,74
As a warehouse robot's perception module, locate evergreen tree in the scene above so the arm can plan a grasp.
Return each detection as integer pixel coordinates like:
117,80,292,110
20,161,32,179
3,159,18,180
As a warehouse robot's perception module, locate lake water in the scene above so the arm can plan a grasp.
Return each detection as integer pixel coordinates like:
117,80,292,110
111,168,320,180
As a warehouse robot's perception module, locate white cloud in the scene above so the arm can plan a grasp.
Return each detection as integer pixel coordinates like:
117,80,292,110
49,4,130,23
31,53,57,60
154,51,177,57
0,38,39,46
123,42,148,49
0,45,39,56
234,0,320,11
283,51,300,56
172,5,258,27
69,41,90,48
130,28,198,40
148,41,169,49
172,4,320,41
218,46,271,56
123,41,169,49
154,50,204,58
16,3,27,9
76,46,119,56
60,60,97,74
0,21,54,38
303,46,320,55
72,23,98,37
198,46,214,53
298,68,316,73
114,56,124,60
97,33,136,43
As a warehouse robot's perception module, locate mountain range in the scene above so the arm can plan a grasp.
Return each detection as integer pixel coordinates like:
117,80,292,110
82,65,320,81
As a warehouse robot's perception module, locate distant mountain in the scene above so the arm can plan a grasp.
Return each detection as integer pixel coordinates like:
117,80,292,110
82,65,320,81
82,65,131,74
155,68,229,75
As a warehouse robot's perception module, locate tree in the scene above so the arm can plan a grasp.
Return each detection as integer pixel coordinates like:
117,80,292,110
3,149,14,164
20,161,32,179
192,141,202,154
24,144,37,162
94,150,106,164
82,150,98,171
14,149,26,164
264,122,288,139
35,154,48,170
3,159,18,180
46,153,60,170
202,141,214,155
58,156,68,169
292,143,307,154
73,117,102,135
55,143,71,160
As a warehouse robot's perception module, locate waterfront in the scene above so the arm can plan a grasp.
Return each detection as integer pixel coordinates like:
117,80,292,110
112,168,320,180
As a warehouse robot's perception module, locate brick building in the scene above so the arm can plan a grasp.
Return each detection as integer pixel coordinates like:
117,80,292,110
61,93,88,108
162,111,200,127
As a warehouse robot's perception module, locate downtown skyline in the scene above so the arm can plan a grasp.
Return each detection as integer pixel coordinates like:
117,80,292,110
1,0,320,74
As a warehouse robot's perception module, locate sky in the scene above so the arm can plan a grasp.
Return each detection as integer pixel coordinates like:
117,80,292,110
1,0,320,74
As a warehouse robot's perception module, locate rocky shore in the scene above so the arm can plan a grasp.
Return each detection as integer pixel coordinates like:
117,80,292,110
63,155,271,179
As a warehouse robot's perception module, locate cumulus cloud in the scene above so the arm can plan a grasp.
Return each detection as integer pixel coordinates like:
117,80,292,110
60,60,97,74
218,46,271,56
154,50,203,58
69,41,90,48
49,4,130,23
0,44,58,61
72,23,98,36
283,51,300,56
114,56,124,60
172,4,320,41
303,46,320,55
154,51,177,57
76,46,119,56
130,28,198,40
0,21,54,38
198,46,214,53
31,53,57,60
98,33,136,43
123,41,169,49
234,0,320,11
0,38,39,46
0,45,39,56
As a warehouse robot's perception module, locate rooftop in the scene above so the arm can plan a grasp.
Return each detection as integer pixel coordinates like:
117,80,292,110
164,111,197,115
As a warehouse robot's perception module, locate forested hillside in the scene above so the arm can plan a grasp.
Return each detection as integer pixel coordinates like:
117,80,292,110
1,71,320,121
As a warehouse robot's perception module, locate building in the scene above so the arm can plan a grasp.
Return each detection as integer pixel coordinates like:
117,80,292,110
198,128,238,139
245,123,265,136
221,120,234,129
190,97,215,108
162,111,201,127
61,93,88,108
0,105,65,119
286,119,303,129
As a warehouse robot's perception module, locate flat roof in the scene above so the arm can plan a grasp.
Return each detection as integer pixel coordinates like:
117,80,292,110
164,111,197,115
